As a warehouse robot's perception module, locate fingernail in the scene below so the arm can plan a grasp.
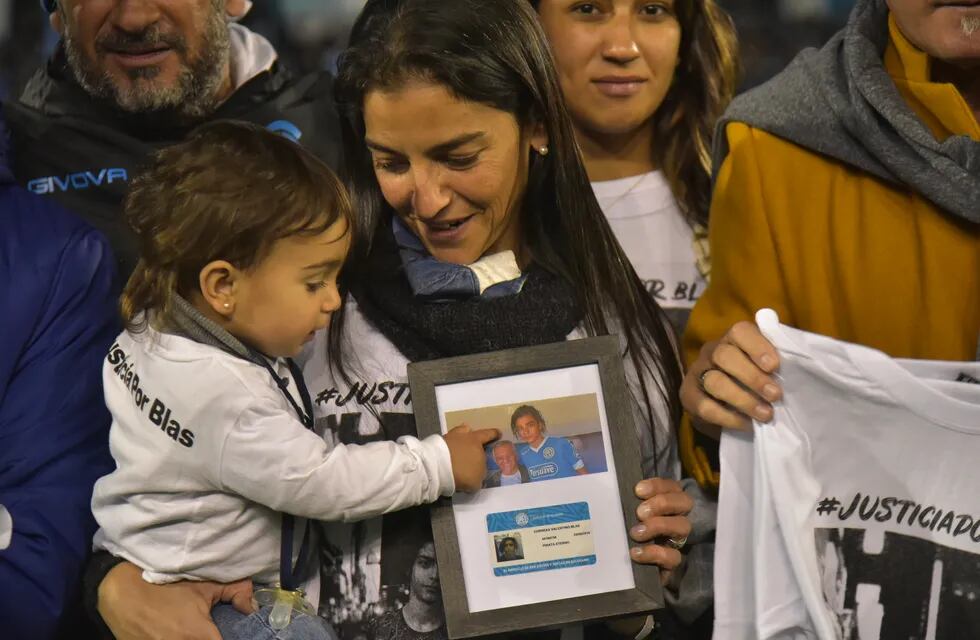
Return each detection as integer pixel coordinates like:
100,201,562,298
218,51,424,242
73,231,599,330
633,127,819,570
763,384,780,401
760,355,776,371
755,404,773,421
638,505,652,520
631,524,647,538
631,547,644,557
635,481,651,498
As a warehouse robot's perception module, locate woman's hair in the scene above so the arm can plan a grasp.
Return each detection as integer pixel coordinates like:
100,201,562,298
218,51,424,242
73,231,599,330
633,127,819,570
530,0,739,227
334,0,683,438
121,120,352,331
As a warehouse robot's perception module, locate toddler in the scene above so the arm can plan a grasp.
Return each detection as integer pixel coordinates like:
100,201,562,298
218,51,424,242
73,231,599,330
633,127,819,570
91,121,496,640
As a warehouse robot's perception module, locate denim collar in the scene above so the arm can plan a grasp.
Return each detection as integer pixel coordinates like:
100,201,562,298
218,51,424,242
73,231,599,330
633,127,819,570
392,218,526,301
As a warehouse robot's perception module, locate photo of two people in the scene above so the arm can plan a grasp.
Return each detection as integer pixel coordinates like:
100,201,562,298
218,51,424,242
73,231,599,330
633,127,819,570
445,393,609,490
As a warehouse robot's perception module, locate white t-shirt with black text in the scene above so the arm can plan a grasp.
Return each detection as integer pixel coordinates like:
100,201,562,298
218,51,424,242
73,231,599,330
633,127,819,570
714,309,980,640
592,171,704,326
92,326,453,590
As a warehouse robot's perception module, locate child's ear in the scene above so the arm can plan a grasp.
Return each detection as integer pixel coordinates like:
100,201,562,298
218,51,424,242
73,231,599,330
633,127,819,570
199,260,239,317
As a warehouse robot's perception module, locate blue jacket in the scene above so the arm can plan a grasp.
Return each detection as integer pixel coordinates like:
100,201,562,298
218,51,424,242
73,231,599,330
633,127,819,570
0,115,117,638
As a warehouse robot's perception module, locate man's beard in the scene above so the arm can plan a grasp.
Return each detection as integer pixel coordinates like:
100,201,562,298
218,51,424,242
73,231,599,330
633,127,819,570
962,16,980,38
62,3,229,119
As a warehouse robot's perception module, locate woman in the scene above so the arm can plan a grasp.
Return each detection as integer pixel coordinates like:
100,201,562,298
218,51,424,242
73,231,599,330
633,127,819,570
530,2,738,632
88,1,693,638
532,0,738,333
307,0,692,637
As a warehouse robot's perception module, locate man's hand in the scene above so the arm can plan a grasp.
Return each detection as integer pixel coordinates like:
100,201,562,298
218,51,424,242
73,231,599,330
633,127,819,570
628,478,694,585
681,320,782,432
98,561,255,640
444,424,500,493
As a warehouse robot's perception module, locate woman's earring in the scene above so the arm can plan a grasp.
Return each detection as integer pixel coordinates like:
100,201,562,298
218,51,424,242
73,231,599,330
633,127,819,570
537,145,549,156
223,303,231,309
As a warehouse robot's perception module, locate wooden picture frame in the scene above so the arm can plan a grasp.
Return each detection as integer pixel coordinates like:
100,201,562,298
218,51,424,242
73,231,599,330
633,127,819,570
408,336,663,639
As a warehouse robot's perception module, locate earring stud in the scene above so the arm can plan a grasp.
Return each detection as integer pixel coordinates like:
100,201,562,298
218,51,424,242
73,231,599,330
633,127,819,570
223,303,231,309
538,145,549,156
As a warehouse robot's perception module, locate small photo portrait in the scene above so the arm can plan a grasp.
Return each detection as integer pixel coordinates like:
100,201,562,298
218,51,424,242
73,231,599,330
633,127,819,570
494,533,525,563
446,393,609,490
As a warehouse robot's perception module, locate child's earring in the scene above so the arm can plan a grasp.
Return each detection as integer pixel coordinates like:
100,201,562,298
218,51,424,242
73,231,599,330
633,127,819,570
223,303,231,309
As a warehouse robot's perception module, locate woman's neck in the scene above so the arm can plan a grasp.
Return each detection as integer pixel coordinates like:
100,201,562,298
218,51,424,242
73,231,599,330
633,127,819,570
574,122,657,182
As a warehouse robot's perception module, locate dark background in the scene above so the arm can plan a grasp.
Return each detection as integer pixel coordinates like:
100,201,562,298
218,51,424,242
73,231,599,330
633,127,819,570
0,0,856,102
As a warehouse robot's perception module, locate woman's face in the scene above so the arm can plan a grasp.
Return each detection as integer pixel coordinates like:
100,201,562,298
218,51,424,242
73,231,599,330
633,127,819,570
363,80,547,266
537,0,682,138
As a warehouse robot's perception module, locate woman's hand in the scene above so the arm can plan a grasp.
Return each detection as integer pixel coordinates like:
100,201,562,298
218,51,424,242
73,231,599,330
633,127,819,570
628,478,693,585
98,561,256,640
680,320,782,431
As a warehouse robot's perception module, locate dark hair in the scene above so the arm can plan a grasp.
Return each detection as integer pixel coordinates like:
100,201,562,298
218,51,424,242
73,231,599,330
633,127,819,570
334,0,682,452
121,120,352,331
530,0,738,228
510,405,547,440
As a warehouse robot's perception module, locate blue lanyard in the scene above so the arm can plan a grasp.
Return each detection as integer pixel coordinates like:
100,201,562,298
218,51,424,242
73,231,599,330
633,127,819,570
255,356,315,592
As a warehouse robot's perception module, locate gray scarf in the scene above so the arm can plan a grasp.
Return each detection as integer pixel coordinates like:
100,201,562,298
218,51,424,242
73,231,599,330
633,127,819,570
713,0,980,224
169,294,266,367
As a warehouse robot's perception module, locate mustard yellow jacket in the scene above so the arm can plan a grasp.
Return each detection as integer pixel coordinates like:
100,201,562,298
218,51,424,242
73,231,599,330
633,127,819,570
681,18,980,488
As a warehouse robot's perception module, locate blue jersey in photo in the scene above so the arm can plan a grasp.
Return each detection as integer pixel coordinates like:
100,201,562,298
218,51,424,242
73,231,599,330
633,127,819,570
517,436,585,481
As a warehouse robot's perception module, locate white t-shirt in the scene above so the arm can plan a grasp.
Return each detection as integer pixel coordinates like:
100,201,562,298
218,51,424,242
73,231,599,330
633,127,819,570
92,326,453,588
591,171,704,317
714,309,980,640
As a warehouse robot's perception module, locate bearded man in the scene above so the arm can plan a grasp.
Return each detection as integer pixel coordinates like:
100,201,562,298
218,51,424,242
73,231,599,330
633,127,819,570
4,0,341,278
2,3,342,639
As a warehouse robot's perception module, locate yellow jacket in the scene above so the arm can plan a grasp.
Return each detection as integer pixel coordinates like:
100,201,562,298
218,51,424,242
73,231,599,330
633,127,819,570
681,17,980,488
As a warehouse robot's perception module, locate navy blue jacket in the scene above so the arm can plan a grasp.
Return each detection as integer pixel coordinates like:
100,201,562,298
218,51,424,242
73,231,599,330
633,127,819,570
5,46,342,279
0,115,117,638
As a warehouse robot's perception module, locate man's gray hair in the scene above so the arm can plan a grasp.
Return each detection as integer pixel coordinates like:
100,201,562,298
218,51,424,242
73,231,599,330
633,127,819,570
491,440,517,453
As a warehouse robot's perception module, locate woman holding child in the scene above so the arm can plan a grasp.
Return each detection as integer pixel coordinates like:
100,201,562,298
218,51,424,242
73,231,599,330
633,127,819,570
91,0,695,638
308,0,693,637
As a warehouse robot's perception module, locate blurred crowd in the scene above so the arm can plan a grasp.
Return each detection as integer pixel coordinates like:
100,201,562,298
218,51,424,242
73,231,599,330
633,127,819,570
0,0,854,101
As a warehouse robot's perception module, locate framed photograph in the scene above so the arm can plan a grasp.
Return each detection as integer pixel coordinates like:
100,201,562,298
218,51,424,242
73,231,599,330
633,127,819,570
407,336,663,639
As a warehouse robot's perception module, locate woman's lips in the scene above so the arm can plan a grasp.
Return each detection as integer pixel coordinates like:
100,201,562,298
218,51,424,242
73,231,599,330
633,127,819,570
419,214,476,244
593,77,648,97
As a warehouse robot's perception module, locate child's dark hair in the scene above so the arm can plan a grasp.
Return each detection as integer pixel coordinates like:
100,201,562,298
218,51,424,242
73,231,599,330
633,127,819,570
510,405,547,439
121,120,353,331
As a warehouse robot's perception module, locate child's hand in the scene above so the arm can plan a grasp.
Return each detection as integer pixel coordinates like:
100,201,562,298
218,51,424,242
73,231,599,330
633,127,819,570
444,424,500,493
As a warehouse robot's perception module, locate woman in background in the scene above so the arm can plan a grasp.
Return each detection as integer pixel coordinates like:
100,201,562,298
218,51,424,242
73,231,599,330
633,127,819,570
532,2,739,635
306,0,694,637
532,0,738,333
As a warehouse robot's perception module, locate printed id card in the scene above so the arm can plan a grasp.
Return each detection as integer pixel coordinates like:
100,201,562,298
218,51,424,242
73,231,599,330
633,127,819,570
486,502,596,577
